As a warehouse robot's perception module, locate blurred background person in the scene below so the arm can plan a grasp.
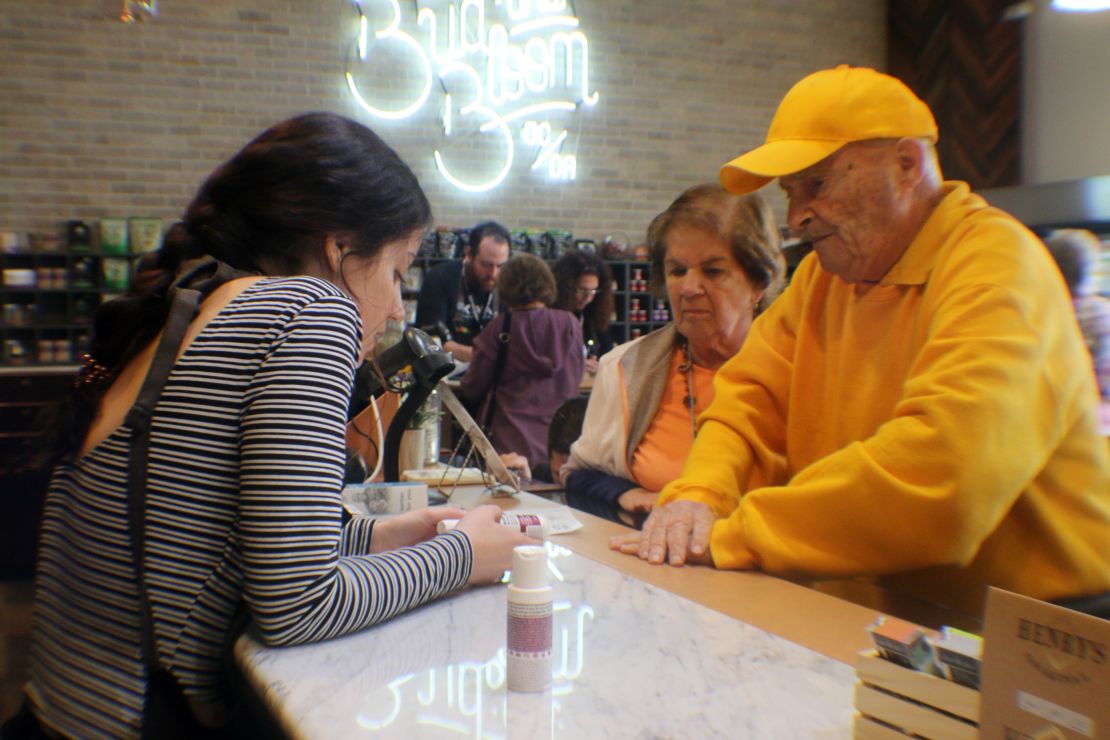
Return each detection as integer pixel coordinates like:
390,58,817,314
562,184,784,524
415,221,511,362
552,249,615,374
460,254,584,469
1044,228,1110,413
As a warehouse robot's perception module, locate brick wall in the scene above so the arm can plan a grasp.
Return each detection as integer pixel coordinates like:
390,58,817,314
0,0,884,243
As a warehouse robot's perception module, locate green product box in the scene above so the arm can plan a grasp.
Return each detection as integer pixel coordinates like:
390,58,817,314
99,218,129,255
102,257,130,292
128,217,163,254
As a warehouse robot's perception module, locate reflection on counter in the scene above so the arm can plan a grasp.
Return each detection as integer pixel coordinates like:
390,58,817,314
237,542,855,738
355,545,593,737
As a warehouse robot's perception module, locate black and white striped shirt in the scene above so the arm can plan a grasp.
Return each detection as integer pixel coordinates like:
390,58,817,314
27,277,472,738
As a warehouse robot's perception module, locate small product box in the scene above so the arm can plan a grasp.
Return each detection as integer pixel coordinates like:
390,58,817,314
932,626,983,690
866,616,938,673
341,481,429,517
66,220,92,252
102,257,130,292
99,218,129,255
70,256,98,288
128,217,163,254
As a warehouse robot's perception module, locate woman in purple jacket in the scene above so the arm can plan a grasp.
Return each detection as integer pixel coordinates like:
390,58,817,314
460,254,585,468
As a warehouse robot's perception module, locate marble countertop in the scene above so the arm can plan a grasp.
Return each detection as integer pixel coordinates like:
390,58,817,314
237,539,856,739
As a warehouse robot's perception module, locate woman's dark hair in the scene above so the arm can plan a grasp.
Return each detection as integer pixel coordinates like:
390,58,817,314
43,112,431,465
552,249,614,334
496,254,557,308
646,183,785,314
1044,228,1102,296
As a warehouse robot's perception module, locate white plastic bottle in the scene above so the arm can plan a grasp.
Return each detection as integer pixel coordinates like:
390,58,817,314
506,544,552,692
436,513,551,539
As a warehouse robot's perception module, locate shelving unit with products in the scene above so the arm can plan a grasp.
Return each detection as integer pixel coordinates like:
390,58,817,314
606,260,670,345
1,218,159,367
0,250,132,366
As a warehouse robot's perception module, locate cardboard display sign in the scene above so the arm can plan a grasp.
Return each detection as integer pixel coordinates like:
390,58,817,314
980,587,1109,739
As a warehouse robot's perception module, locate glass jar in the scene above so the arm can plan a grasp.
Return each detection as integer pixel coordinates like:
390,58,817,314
422,389,442,467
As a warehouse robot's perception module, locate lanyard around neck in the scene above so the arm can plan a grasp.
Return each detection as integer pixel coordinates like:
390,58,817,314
462,272,493,326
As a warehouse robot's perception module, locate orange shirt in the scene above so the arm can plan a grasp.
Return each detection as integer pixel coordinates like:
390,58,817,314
629,352,716,493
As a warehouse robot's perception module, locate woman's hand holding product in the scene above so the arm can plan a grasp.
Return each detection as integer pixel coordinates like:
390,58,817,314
454,505,539,585
370,507,469,553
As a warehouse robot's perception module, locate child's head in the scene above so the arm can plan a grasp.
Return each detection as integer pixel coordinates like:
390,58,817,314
548,396,589,478
1044,228,1103,297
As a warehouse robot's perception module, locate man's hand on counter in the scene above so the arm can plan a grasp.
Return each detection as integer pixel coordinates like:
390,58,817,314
609,500,716,567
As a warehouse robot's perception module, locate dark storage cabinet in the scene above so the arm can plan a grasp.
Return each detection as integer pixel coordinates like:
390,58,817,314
0,369,71,579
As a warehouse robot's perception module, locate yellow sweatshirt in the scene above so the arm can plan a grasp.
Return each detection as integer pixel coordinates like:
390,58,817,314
659,182,1110,615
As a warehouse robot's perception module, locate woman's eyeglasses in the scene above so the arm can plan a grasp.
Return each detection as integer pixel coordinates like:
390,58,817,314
575,287,599,296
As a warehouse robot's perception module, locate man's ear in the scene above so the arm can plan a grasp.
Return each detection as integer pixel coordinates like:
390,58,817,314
893,137,928,190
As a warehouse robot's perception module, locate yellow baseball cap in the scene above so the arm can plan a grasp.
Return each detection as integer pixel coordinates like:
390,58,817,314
720,65,938,194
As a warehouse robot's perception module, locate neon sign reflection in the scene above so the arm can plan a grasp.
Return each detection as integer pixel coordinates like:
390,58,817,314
353,543,595,736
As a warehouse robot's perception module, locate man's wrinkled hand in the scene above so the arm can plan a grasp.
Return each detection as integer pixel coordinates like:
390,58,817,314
608,500,715,566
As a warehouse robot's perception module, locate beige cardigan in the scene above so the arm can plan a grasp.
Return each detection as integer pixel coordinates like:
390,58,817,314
561,324,681,483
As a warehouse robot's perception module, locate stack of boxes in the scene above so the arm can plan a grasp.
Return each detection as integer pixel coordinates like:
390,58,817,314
853,618,983,739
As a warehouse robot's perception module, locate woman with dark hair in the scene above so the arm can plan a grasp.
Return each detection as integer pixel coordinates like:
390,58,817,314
460,254,584,468
552,249,615,373
562,184,784,523
12,113,531,738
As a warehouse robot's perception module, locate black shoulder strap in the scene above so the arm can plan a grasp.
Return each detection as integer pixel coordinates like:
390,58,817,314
122,257,248,681
480,308,512,430
124,283,202,683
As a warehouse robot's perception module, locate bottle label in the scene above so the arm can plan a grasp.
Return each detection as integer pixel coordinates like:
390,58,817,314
502,513,544,537
507,601,553,655
507,599,552,692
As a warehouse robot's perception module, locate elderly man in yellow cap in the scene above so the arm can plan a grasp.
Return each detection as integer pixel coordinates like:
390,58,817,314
612,65,1110,618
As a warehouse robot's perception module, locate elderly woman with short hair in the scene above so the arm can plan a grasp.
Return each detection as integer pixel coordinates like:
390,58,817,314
562,183,785,521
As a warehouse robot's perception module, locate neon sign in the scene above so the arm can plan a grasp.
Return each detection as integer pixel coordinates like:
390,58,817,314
346,0,600,192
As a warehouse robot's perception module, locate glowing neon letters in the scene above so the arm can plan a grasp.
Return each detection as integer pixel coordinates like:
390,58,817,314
346,0,599,192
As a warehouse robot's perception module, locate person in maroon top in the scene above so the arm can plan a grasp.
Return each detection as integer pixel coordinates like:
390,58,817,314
460,254,585,468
